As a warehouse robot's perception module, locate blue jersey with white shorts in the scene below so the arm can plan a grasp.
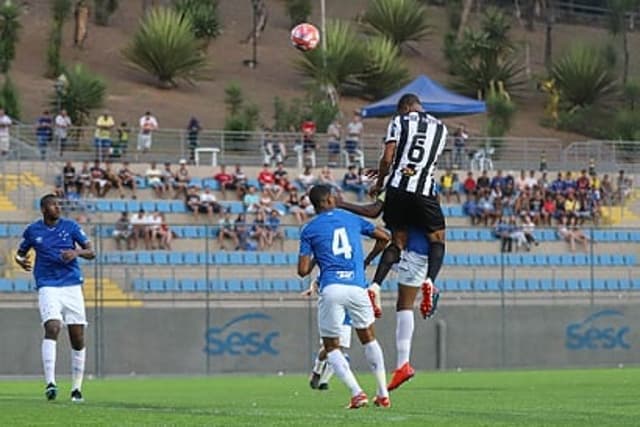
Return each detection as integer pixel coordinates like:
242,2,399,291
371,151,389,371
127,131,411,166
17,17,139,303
18,218,90,289
299,209,375,291
407,227,430,255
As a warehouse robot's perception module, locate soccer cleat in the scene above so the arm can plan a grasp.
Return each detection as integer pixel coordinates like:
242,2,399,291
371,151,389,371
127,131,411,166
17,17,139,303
309,371,321,390
45,383,57,401
347,392,368,409
70,389,83,403
367,283,383,318
374,395,391,408
387,362,416,392
318,383,329,391
420,279,440,319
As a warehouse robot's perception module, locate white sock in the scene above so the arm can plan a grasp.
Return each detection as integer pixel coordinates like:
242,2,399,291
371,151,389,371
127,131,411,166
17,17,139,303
318,362,334,385
327,349,361,396
364,340,388,397
396,310,415,369
42,339,56,385
71,348,86,391
312,354,325,375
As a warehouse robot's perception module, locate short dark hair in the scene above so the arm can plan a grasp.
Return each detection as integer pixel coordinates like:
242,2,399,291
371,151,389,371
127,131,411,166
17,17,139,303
309,184,332,212
40,194,58,209
397,93,421,114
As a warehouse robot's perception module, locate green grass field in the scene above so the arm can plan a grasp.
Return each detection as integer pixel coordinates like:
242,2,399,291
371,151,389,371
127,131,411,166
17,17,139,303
1,368,639,426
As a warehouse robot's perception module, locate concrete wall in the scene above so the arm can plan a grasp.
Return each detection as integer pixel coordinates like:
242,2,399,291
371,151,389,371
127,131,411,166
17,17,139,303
1,305,637,376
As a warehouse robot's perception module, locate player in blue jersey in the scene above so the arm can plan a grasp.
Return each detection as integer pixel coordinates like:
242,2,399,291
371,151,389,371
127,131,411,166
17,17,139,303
337,192,439,391
15,194,95,402
298,184,391,409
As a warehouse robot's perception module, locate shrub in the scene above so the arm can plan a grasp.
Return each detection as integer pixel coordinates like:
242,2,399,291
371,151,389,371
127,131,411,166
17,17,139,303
285,0,312,28
272,91,339,133
46,0,72,78
362,0,430,47
486,90,515,138
623,79,640,110
49,64,106,126
0,0,21,73
94,0,119,26
122,7,210,88
0,74,20,119
174,0,221,45
224,83,260,142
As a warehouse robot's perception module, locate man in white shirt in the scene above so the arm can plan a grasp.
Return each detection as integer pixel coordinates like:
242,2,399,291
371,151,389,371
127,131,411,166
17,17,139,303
145,162,164,198
55,110,72,156
0,108,12,156
138,111,158,153
345,111,363,148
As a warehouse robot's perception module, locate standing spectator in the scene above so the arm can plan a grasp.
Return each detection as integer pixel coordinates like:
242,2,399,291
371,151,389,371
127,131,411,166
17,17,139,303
297,166,316,192
145,162,164,198
137,111,158,154
345,111,363,155
36,110,53,160
0,107,11,157
463,171,476,195
342,165,367,201
243,185,261,213
62,161,77,195
213,165,234,200
299,118,317,167
94,111,114,161
452,125,468,168
173,159,191,199
112,122,130,159
326,118,342,167
601,174,613,205
89,160,110,198
113,212,133,250
117,161,138,199
440,169,457,203
186,116,201,164
55,109,72,156
218,209,239,250
262,127,286,165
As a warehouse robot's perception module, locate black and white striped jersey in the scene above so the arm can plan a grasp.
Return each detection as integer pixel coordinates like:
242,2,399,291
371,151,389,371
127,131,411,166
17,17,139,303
384,111,448,197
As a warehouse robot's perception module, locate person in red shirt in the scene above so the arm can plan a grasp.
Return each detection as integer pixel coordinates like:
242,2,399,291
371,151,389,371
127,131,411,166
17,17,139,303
258,163,278,199
463,171,476,195
576,169,591,192
301,119,316,152
213,165,234,200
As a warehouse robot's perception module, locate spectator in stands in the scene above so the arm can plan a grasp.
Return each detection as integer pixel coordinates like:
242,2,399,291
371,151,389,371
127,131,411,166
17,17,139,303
300,192,315,218
145,162,164,198
345,111,363,160
272,162,290,200
508,216,529,251
266,209,284,249
250,210,269,250
90,160,110,198
463,192,481,225
199,187,222,221
94,111,114,160
601,173,613,205
218,209,239,250
187,116,201,164
514,188,529,219
117,161,138,199
157,213,173,250
564,190,579,220
173,159,191,199
286,188,306,224
185,185,202,219
113,211,133,250
243,185,261,214
104,161,125,199
326,118,342,167
232,164,248,199
138,111,158,154
528,190,544,225
62,161,77,194
563,171,576,194
161,162,176,197
54,109,72,156
147,210,163,250
549,172,564,195
258,188,275,214
538,172,549,190
234,213,256,251
478,188,494,226
590,172,601,193
576,169,590,192
262,127,286,165
111,121,130,159
317,166,342,194
130,208,149,250
297,166,316,192
490,170,505,190
463,171,476,195
300,118,317,166
0,107,11,157
522,215,539,249
452,125,468,168
476,170,490,192
440,169,460,203
494,216,513,253
358,167,374,191
616,170,632,204
342,165,367,201
76,161,91,196
36,110,53,160
542,194,555,226
257,163,277,199
558,216,590,252
515,170,527,193
213,165,234,200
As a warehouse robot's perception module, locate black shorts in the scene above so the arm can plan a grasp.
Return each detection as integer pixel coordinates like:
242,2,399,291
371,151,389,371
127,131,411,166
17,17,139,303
383,187,445,233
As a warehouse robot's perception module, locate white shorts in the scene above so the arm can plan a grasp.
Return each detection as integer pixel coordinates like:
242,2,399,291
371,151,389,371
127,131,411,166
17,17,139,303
38,285,87,326
137,134,152,151
318,284,373,338
0,135,9,152
319,323,352,349
396,250,429,287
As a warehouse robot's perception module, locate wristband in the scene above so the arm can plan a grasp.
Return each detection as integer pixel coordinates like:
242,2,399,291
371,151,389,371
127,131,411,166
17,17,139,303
15,254,26,263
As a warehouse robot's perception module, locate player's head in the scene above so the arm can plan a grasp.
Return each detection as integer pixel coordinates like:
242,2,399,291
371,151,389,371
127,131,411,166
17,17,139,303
40,194,61,221
309,184,335,213
397,93,423,114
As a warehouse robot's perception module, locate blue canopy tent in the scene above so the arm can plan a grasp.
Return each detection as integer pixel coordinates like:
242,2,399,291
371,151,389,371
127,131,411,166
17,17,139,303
360,75,486,118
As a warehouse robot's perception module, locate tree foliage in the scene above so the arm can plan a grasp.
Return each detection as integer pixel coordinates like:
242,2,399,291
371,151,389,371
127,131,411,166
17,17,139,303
0,74,20,119
94,0,119,26
46,0,72,78
285,0,312,28
0,0,21,73
361,0,430,47
122,7,210,88
50,64,106,126
174,0,221,44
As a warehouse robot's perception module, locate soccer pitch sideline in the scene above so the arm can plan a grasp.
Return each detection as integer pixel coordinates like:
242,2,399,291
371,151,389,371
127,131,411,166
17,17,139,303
0,368,638,426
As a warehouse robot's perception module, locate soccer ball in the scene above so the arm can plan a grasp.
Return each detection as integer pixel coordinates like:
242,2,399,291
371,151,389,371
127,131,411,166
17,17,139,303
290,23,320,52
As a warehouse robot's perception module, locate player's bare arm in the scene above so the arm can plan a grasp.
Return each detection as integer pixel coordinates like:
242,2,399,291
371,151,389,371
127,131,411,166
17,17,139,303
297,255,316,278
61,242,96,263
370,143,395,197
15,250,32,272
365,227,391,267
337,199,383,219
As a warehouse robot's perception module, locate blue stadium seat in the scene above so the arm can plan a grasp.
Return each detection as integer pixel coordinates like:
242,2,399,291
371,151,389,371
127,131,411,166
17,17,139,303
148,279,165,292
94,200,111,212
111,200,127,212
156,200,171,213
213,252,229,265
286,252,299,265
449,229,466,241
271,279,288,292
532,254,548,266
228,252,243,264
184,252,200,264
285,227,300,240
625,254,637,265
181,226,198,238
513,279,528,291
272,252,288,266
565,279,581,291
538,279,553,291
560,254,575,266
485,279,502,292
468,254,482,266
444,253,455,265
257,280,272,292
180,279,197,292
247,178,260,189
132,278,147,291
170,200,188,213
152,252,169,265
207,279,225,292
455,254,470,266
127,200,141,212
287,279,305,292
273,202,287,214
226,279,243,292
614,230,631,242
520,254,535,266
0,224,7,237
630,231,640,242
137,251,153,265
189,178,203,188
478,229,494,241
448,205,463,217
105,252,123,264
457,279,473,292
242,279,259,292
243,252,259,265
121,252,137,264
573,254,589,266
165,279,180,291
141,201,156,212
169,252,184,265
135,176,148,189
258,253,272,264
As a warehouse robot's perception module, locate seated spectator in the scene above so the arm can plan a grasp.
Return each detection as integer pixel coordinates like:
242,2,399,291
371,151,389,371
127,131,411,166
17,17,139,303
462,192,481,225
75,161,91,196
528,190,543,224
522,215,539,249
232,164,248,199
493,217,513,253
145,162,164,198
601,173,613,205
477,188,494,226
297,166,316,192
157,213,173,250
257,163,278,199
272,162,290,200
515,170,528,193
563,171,576,194
525,170,538,191
161,162,176,197
576,169,591,192
266,209,284,248
235,213,257,251
90,160,111,198
185,185,202,219
508,216,529,251
300,192,315,217
146,210,164,250
286,188,306,224
173,159,191,199
199,187,222,221
538,171,549,190
564,191,579,220
113,211,133,250
440,169,460,203
490,170,505,190
317,166,341,194
342,165,366,201
104,161,125,198
541,194,555,226
213,165,234,200
218,209,239,250
129,209,150,250
251,210,269,250
558,216,590,252
463,171,476,195
259,188,275,214
476,170,490,192
62,161,76,194
117,161,138,199
243,185,261,213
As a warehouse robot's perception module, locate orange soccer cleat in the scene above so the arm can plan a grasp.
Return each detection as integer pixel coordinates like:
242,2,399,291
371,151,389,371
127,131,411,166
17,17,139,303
373,395,391,408
420,279,440,319
367,283,382,318
347,392,369,409
387,362,415,392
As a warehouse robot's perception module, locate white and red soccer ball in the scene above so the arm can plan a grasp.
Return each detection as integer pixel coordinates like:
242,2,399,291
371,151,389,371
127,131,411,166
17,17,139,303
290,23,320,52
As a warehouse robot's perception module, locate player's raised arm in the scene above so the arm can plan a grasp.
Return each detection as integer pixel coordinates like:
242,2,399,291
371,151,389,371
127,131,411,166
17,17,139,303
336,198,383,219
364,226,390,268
15,228,34,271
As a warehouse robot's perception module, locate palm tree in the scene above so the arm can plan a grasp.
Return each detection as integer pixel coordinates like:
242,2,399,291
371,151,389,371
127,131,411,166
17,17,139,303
50,64,106,126
122,7,211,88
0,0,21,73
607,0,639,85
354,36,410,99
362,0,430,48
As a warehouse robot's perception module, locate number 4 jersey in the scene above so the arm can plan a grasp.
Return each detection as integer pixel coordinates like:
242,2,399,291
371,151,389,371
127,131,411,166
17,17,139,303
385,111,448,197
299,209,375,291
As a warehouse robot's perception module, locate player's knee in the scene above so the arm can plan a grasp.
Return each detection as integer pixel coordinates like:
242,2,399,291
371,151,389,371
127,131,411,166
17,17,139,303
44,320,61,339
382,244,401,265
429,230,446,243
